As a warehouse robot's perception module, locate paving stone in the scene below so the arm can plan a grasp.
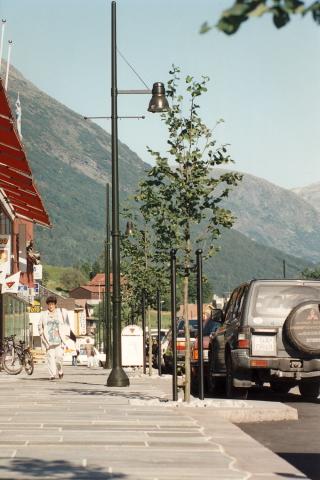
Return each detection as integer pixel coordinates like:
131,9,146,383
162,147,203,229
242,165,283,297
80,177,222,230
0,365,305,480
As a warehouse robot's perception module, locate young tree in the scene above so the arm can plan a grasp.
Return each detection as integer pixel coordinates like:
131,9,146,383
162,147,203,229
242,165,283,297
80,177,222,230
136,67,242,401
121,215,169,375
201,0,320,35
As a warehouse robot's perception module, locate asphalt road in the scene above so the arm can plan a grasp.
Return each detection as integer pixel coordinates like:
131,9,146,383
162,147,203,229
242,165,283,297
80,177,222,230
239,386,320,480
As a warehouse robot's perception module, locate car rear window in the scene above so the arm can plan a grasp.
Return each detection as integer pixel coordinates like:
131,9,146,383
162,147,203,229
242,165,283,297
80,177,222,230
249,283,320,326
177,319,198,337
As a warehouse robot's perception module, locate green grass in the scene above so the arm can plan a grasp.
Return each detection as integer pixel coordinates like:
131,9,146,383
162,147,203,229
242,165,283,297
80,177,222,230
148,310,171,329
43,264,71,293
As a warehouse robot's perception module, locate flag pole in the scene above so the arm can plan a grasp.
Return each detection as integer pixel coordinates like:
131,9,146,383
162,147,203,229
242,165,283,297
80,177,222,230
5,40,12,91
0,20,6,75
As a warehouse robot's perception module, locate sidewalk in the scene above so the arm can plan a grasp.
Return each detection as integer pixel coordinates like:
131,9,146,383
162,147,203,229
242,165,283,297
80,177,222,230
0,365,307,480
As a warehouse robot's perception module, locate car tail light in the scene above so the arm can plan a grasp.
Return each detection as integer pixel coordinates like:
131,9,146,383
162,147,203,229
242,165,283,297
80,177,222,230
176,341,185,351
250,359,269,367
237,338,250,348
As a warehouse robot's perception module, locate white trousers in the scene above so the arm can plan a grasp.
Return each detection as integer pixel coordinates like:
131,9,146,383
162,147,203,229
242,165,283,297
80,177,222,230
46,345,64,378
87,355,95,368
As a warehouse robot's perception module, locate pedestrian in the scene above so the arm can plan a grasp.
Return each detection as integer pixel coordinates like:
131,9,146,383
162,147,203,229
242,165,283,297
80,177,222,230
71,342,79,366
85,338,95,368
39,295,69,380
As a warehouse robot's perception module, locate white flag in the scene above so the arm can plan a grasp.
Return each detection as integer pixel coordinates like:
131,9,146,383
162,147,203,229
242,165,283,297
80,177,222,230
1,271,21,294
15,92,22,139
0,264,8,285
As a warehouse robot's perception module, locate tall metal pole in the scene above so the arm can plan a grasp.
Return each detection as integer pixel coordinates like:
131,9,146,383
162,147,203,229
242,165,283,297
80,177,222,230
283,259,286,279
170,249,178,401
157,288,162,376
196,249,204,400
105,183,112,369
107,1,129,387
141,290,146,374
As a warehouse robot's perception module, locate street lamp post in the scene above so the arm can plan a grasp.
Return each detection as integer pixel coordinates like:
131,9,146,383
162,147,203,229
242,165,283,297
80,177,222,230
104,183,112,369
107,1,168,387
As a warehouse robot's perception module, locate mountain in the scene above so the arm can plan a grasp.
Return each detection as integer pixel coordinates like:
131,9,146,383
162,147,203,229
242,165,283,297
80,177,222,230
6,64,148,267
292,182,320,214
3,65,316,294
222,172,320,263
204,228,310,295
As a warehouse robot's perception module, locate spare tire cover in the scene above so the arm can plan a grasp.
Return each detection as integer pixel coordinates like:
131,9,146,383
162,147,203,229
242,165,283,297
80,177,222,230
284,301,320,355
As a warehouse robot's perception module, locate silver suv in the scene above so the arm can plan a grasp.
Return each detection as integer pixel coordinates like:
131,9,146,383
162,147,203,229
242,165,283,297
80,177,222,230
208,279,320,400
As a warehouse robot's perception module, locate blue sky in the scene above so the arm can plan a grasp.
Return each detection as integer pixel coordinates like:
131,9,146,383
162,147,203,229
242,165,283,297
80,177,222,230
0,0,319,189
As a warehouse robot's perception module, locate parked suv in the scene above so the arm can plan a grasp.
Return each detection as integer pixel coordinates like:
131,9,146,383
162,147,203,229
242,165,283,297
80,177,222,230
207,279,320,400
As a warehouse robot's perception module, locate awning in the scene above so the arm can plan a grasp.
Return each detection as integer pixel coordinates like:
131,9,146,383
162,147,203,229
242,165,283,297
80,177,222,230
0,78,51,227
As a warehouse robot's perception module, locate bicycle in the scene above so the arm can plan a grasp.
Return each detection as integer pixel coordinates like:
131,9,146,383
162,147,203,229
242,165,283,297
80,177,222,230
1,335,34,375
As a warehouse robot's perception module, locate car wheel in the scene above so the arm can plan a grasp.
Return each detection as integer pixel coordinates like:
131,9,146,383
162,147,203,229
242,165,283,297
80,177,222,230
299,378,320,400
226,354,248,400
270,380,295,394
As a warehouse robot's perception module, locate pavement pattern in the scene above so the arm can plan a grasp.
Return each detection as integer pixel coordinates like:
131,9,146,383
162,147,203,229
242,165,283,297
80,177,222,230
0,365,308,480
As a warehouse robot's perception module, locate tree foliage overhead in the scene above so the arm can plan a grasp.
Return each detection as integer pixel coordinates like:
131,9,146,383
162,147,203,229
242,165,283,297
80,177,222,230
137,66,242,259
200,0,320,35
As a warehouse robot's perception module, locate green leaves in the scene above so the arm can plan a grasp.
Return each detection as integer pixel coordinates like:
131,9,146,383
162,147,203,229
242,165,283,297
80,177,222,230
272,5,290,27
208,0,320,34
136,68,242,275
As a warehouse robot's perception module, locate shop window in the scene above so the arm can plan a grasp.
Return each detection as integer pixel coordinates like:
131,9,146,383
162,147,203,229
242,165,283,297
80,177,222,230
0,209,12,235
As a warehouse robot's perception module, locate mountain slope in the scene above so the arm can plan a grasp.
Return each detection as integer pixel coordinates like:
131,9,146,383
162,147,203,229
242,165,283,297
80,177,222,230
222,172,320,263
3,65,316,293
205,228,310,295
292,182,320,213
6,65,148,266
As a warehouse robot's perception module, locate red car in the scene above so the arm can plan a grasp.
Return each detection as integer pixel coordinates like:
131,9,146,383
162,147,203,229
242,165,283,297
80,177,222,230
190,312,223,394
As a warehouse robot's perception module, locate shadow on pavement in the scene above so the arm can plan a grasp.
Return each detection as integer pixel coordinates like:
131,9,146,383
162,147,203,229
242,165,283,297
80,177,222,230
277,453,320,480
205,385,320,404
0,458,126,479
54,388,162,400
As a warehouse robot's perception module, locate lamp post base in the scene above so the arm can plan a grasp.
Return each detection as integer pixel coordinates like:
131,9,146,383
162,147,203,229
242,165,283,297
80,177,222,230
106,366,130,387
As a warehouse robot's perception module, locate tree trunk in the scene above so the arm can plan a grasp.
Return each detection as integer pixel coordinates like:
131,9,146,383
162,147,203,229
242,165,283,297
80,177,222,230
148,305,153,376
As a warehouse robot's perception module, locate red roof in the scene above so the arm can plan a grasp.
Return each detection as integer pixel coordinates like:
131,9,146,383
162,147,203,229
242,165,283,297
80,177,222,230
88,273,106,286
0,79,51,226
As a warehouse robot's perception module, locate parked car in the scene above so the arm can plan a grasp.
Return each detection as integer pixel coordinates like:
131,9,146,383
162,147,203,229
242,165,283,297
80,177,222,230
163,319,198,373
64,345,106,367
207,279,320,400
190,311,223,393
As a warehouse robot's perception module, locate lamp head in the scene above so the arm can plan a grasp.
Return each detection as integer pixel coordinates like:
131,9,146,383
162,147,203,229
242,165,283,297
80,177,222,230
125,221,134,236
148,82,169,113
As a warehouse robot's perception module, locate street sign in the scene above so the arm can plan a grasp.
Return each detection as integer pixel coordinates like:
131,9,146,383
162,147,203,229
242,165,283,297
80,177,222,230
33,264,43,280
29,304,41,313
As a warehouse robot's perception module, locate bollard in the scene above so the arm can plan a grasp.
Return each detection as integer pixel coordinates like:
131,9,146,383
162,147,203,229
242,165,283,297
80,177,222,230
196,249,204,400
170,249,178,401
141,290,146,374
157,288,162,376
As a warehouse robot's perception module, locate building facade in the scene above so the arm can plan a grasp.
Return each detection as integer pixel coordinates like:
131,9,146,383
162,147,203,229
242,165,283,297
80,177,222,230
0,78,51,342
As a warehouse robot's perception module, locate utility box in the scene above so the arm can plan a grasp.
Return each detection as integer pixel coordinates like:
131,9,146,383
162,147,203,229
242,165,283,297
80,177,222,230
121,324,143,366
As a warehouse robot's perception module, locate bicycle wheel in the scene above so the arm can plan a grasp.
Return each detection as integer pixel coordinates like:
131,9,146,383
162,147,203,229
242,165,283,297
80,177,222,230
24,351,34,375
3,347,23,375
